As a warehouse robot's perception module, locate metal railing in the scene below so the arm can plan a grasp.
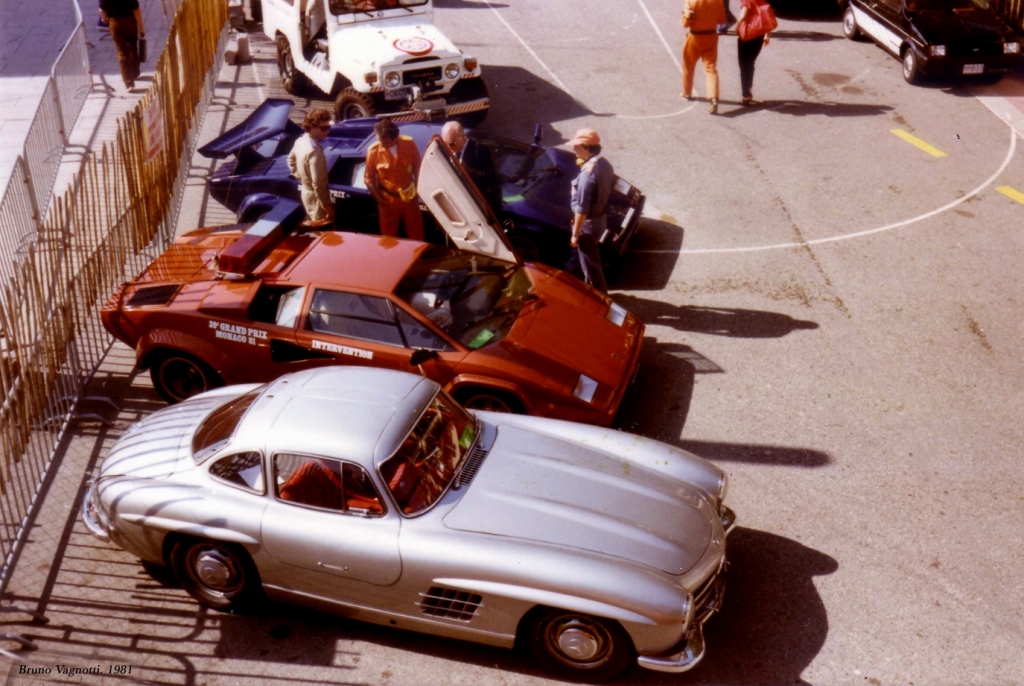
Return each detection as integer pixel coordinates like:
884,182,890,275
0,3,90,291
0,0,229,641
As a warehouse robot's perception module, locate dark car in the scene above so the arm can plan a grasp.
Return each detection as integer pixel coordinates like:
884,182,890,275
197,99,646,268
842,0,1023,83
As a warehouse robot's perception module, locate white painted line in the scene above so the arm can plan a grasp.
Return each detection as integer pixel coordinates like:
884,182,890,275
484,1,574,98
615,104,696,120
633,124,1017,255
251,58,265,103
635,0,682,72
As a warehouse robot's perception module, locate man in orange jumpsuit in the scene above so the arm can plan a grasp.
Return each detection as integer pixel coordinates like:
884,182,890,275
681,0,727,114
364,119,425,240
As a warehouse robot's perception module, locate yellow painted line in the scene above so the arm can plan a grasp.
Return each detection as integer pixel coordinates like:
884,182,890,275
890,129,946,158
997,186,1024,205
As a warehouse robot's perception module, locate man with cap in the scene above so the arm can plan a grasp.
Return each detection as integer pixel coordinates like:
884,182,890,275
567,127,613,295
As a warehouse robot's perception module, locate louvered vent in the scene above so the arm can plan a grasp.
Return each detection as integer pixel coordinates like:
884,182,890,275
126,284,180,307
419,586,483,622
459,443,489,486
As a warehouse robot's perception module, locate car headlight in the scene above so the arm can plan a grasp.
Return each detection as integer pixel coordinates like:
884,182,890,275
605,302,627,326
384,71,402,89
1005,42,1020,54
464,56,478,71
444,63,460,80
929,45,946,57
572,374,598,403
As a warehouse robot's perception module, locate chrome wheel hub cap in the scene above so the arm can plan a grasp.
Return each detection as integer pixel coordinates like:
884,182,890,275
195,551,233,589
557,627,600,661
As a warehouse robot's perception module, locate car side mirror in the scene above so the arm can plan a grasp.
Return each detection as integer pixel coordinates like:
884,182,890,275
533,124,542,146
409,348,440,367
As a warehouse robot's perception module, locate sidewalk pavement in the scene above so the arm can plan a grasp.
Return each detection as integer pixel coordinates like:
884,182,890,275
0,0,171,195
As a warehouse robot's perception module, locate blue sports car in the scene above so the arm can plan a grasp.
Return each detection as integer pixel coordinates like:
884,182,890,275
197,99,645,267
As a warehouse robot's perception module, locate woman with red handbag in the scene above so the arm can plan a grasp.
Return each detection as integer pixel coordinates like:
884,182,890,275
736,0,776,105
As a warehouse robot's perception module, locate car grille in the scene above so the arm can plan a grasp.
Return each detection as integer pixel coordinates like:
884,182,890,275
126,284,180,307
691,561,727,623
458,443,489,486
418,586,483,622
403,67,442,85
948,43,1001,59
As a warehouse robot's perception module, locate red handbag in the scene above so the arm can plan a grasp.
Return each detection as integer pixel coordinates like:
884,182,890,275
738,0,778,41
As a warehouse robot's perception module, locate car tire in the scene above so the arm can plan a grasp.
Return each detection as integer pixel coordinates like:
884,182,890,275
526,607,634,682
171,538,261,612
902,47,920,85
456,388,524,414
150,352,223,404
334,88,377,121
277,36,308,95
450,78,489,128
841,6,860,40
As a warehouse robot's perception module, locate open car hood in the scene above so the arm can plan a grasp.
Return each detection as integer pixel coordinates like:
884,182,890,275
418,138,520,264
197,99,300,159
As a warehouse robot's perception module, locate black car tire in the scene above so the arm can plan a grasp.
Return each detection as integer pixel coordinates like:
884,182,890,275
842,6,860,40
171,538,261,612
450,78,489,128
277,36,309,95
902,47,920,84
525,607,634,682
335,88,377,120
151,351,223,404
455,388,524,414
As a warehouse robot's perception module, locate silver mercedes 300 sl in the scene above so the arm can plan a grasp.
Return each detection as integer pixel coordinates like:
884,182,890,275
83,366,736,681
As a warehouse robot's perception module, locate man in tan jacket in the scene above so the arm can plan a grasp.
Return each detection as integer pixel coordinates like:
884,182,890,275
287,109,335,224
681,0,727,114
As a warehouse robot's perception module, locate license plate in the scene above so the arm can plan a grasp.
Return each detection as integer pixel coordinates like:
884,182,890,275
963,64,984,75
385,87,411,101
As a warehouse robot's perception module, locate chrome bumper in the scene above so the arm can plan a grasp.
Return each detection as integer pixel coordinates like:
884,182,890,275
80,482,109,540
637,623,707,673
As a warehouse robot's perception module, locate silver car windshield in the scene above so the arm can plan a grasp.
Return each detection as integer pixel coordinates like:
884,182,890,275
396,247,534,350
379,391,477,516
191,388,263,462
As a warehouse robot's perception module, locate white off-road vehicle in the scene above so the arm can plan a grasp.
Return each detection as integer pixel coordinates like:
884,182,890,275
260,0,489,123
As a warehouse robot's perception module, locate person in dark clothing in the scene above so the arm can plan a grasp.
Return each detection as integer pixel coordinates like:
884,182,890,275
736,0,771,104
99,0,145,91
566,128,613,295
441,121,502,216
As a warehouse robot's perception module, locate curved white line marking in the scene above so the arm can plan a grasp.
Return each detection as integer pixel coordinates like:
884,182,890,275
634,123,1016,255
636,0,682,71
615,104,696,120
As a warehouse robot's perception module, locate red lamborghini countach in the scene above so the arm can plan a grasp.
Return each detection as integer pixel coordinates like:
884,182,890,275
102,139,643,425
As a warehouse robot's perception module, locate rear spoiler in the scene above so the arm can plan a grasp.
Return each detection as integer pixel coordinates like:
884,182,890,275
198,99,301,159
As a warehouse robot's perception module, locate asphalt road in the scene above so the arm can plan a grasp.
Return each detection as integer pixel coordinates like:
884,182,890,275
29,1,1023,684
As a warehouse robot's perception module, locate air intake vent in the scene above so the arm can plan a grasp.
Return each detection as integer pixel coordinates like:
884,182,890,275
126,284,180,307
458,443,489,486
419,586,483,622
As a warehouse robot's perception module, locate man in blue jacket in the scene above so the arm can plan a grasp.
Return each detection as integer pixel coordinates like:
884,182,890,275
567,128,613,295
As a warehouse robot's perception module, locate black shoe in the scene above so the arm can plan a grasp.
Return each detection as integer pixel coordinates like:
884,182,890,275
709,99,719,114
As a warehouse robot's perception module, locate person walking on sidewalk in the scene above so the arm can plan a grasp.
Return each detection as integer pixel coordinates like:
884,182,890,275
681,0,727,114
736,0,773,105
567,128,613,295
99,0,145,91
287,109,335,224
364,118,424,240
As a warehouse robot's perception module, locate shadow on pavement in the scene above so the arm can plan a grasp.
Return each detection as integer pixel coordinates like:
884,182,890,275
479,65,594,144
615,337,703,441
611,219,684,291
679,440,831,467
613,296,820,338
768,0,843,19
721,99,894,118
769,29,843,41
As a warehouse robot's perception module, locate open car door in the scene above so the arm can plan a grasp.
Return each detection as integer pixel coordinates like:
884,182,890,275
418,138,520,264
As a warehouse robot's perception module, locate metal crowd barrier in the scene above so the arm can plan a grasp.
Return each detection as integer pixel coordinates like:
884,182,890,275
0,0,230,657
